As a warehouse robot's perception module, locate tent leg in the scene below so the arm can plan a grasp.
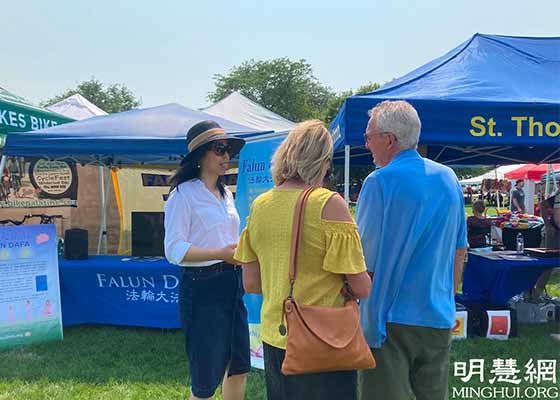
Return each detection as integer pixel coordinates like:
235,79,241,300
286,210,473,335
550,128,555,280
495,167,500,209
97,166,107,255
545,165,551,198
525,179,535,215
344,145,350,204
0,156,6,177
552,165,558,194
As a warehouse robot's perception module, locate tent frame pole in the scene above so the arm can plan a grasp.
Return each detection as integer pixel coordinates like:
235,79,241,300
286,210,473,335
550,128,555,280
344,145,350,203
0,156,5,178
495,167,501,209
97,166,108,255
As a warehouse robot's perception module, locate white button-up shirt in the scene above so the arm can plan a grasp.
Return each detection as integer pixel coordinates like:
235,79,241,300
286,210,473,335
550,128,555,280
164,179,240,267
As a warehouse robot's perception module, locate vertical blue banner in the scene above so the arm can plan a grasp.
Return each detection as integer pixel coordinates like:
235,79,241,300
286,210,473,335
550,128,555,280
236,136,286,228
235,135,285,369
0,224,63,349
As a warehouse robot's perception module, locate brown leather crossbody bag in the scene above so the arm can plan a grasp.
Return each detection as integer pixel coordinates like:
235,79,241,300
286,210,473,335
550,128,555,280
280,187,376,375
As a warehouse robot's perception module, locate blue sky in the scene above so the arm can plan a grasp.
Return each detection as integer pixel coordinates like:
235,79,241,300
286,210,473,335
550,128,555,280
2,0,558,110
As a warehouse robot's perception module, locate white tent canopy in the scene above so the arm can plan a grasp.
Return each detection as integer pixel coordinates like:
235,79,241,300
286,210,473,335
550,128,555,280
47,94,108,254
203,91,295,132
47,94,108,120
459,165,525,185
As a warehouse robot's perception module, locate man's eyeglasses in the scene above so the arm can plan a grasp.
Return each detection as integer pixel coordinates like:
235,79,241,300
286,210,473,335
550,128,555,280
211,142,233,156
364,131,394,143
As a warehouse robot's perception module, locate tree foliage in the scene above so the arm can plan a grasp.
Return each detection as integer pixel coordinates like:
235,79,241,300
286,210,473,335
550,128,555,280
209,57,383,127
208,58,334,122
322,82,382,126
452,166,496,180
42,78,141,114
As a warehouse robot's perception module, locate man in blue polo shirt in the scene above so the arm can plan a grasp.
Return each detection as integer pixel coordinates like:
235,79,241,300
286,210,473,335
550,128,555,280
356,100,468,400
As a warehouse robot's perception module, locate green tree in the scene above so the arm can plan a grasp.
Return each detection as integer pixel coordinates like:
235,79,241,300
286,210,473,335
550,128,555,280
452,166,495,180
322,89,353,128
208,58,334,122
324,82,382,188
355,82,382,95
322,82,381,126
42,78,141,114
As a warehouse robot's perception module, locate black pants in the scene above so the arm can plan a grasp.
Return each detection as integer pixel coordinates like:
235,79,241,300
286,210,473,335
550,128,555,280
263,342,357,400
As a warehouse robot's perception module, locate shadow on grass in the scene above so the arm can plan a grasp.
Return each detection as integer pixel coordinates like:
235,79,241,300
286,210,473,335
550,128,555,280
0,326,191,384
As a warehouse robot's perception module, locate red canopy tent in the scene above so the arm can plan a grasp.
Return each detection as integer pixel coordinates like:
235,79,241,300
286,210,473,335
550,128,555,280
505,164,560,181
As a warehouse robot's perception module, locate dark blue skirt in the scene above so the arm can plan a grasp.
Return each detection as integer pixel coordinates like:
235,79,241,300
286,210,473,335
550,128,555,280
179,263,250,398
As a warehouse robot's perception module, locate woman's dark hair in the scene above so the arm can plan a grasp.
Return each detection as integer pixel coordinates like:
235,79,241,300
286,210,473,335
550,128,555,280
169,142,226,198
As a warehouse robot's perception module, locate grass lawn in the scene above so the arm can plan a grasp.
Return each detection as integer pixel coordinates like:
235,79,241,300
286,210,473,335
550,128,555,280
0,325,266,400
1,207,557,399
0,325,558,400
1,272,559,400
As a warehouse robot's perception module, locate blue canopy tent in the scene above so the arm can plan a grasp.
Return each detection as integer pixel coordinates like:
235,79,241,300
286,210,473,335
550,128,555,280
2,102,270,253
331,33,560,200
3,102,270,165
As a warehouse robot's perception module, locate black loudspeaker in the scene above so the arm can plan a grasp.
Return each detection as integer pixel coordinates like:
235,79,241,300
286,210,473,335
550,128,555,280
131,212,165,256
64,228,88,260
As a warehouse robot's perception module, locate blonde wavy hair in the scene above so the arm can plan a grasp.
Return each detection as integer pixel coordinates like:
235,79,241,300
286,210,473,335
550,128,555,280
271,120,333,186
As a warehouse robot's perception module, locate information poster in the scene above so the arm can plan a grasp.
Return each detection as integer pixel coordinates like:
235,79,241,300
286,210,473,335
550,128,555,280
452,310,468,340
0,157,78,208
235,135,285,369
0,224,63,349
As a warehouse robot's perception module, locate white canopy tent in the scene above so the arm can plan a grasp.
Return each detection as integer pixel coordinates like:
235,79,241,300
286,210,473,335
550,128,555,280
47,94,109,254
47,94,108,120
459,165,525,185
203,91,295,132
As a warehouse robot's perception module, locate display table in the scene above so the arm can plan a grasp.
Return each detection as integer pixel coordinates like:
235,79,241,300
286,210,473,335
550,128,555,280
59,256,182,328
461,251,559,306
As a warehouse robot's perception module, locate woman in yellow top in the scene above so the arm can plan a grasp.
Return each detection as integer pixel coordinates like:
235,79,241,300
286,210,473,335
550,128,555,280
234,120,372,400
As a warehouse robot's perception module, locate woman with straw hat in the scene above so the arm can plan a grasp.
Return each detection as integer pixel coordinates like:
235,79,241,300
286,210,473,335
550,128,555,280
164,120,250,400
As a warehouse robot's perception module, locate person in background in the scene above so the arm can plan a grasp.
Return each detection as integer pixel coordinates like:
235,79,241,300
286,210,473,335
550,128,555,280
466,185,473,204
164,121,250,400
6,156,22,197
511,179,526,213
235,120,371,400
530,191,560,300
467,200,493,248
356,101,468,400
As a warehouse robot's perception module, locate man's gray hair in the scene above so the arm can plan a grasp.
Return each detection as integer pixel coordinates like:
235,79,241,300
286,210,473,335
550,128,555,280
368,100,421,150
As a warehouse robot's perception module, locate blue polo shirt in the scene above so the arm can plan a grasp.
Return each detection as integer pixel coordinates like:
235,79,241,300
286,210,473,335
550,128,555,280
356,149,468,348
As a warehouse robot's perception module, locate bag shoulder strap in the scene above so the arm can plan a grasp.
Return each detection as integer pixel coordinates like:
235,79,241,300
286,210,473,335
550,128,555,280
287,187,315,296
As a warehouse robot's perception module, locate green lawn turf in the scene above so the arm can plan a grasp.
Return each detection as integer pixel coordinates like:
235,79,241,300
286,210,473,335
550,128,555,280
2,208,557,399
1,308,559,400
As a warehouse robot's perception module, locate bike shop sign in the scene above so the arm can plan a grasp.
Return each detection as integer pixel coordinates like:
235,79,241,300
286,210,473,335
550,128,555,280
1,158,78,208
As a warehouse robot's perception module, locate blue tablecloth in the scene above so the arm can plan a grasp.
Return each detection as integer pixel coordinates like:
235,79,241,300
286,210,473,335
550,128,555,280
461,251,559,306
59,256,182,328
